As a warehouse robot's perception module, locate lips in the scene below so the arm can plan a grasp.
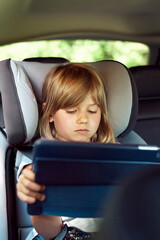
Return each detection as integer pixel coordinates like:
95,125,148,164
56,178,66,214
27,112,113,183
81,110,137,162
75,129,89,134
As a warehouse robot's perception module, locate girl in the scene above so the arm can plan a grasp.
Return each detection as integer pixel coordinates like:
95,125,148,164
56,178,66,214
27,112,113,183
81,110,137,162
16,63,115,240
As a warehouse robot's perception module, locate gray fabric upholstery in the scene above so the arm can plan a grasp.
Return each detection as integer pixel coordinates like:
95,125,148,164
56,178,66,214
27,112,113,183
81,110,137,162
10,60,39,143
89,61,138,138
130,65,160,145
118,131,146,145
0,60,27,144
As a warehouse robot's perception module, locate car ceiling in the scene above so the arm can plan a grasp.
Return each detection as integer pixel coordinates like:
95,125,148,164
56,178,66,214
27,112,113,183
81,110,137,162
0,0,160,46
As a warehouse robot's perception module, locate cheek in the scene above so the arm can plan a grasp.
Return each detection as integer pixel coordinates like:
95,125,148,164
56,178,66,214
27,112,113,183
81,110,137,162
92,114,101,129
53,111,67,126
54,114,73,131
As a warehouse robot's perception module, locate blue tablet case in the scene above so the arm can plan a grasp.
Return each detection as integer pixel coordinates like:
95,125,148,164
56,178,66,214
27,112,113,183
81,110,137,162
27,140,160,217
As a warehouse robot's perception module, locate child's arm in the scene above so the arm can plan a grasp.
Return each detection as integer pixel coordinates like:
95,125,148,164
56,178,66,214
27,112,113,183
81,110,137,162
31,215,63,240
16,164,63,239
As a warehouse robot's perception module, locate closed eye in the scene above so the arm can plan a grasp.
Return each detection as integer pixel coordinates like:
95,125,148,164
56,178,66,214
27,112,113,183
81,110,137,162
66,110,77,114
88,110,97,114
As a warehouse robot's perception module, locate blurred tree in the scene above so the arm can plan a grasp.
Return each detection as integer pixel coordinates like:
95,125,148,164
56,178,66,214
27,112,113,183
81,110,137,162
0,40,149,68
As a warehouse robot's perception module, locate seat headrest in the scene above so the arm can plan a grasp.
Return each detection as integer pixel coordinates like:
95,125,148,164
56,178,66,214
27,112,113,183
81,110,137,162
0,59,138,145
130,65,160,98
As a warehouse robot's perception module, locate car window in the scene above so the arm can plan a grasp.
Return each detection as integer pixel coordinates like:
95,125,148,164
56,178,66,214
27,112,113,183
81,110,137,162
0,40,149,68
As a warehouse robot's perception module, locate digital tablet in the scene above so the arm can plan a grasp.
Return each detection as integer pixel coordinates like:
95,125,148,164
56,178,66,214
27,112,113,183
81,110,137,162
27,140,160,217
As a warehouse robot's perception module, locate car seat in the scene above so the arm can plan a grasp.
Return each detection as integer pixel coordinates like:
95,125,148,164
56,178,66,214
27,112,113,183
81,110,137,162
0,59,146,240
130,65,160,146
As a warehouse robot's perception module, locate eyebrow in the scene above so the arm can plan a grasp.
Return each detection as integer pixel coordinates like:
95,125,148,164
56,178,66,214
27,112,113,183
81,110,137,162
87,103,98,107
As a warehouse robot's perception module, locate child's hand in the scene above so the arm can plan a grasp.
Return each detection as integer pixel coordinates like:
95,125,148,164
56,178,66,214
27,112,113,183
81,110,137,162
16,164,46,204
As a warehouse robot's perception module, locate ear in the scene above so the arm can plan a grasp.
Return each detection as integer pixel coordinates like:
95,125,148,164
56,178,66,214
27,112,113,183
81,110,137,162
49,114,54,123
42,102,54,122
42,102,46,110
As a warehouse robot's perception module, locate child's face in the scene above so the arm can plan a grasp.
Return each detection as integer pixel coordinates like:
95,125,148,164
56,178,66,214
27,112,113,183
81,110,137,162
49,94,101,142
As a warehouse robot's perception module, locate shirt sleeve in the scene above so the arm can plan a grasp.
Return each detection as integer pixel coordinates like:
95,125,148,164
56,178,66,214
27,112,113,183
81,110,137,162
16,154,32,181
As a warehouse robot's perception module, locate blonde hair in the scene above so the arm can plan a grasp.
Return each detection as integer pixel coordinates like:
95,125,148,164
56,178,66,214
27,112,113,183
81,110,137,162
39,63,115,143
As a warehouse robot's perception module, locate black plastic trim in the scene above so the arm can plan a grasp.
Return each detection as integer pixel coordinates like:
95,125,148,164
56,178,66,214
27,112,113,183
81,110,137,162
5,146,18,240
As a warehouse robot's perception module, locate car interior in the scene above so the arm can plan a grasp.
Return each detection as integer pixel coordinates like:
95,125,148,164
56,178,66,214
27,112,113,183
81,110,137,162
0,0,160,239
0,58,147,239
130,65,160,146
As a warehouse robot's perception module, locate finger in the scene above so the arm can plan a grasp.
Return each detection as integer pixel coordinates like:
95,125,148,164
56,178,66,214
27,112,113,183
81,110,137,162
19,173,45,192
17,182,46,202
17,190,37,204
22,165,35,181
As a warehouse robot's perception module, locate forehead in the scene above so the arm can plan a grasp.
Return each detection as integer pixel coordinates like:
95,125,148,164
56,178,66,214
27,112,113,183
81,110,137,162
79,94,97,106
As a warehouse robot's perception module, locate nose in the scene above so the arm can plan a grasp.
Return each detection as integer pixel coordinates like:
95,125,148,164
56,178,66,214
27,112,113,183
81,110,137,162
76,113,88,124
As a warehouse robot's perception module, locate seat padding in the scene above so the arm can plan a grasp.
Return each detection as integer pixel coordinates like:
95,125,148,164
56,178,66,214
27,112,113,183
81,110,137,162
130,65,160,145
0,59,138,144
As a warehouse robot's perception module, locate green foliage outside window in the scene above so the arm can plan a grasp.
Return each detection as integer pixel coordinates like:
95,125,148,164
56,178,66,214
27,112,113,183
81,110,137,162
0,40,149,68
